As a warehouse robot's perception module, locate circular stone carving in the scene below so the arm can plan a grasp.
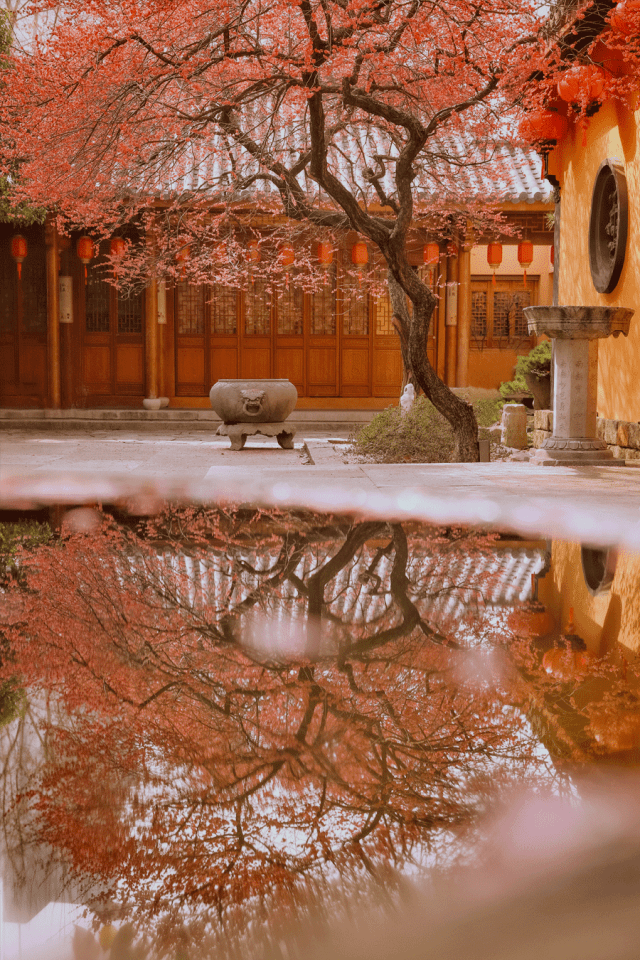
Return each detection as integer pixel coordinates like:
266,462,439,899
589,158,629,294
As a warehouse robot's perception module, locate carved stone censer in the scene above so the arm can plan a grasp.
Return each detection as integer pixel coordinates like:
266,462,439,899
209,378,298,450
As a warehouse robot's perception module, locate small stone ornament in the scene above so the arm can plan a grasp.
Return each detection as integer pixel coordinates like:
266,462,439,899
501,403,528,449
400,383,415,416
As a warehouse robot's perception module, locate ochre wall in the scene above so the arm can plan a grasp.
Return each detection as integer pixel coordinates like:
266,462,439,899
554,99,640,421
539,541,640,657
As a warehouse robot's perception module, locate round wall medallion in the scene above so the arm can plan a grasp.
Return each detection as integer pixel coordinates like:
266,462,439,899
589,158,629,294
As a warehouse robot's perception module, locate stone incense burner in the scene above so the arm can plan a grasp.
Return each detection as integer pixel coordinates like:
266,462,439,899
209,378,298,450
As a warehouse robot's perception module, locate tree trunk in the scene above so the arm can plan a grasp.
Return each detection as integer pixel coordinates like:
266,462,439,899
388,271,479,463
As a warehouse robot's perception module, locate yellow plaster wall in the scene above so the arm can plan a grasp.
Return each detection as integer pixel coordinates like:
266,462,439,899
555,99,640,421
541,541,640,658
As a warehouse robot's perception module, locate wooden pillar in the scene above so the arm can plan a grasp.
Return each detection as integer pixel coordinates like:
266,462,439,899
445,248,458,387
436,247,447,382
456,240,472,388
145,277,159,400
45,218,61,409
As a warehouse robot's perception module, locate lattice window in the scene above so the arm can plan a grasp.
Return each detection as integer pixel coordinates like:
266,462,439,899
512,291,532,338
117,289,143,334
245,279,270,335
310,263,336,335
212,285,237,335
21,240,47,333
373,288,393,335
471,291,488,343
176,282,204,336
341,273,369,336
493,292,512,339
0,240,16,333
277,279,303,335
86,254,110,333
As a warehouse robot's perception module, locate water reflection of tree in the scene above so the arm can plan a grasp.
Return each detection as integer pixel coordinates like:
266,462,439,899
2,509,555,949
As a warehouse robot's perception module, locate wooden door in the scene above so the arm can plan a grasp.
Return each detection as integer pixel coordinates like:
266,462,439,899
307,263,338,397
339,262,371,397
80,243,145,405
175,282,208,396
241,279,272,378
274,275,304,393
0,231,48,407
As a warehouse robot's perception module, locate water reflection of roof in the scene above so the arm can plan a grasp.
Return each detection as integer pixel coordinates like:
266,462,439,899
132,542,547,632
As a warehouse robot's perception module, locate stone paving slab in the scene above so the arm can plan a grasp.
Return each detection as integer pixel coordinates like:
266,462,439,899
2,428,640,552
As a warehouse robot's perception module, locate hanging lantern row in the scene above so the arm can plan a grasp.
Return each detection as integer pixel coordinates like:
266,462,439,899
10,235,27,280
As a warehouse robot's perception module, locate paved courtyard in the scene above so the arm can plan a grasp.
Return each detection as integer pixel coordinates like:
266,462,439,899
2,427,640,552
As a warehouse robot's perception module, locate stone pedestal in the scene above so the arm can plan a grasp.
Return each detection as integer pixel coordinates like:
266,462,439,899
524,306,634,466
216,421,296,451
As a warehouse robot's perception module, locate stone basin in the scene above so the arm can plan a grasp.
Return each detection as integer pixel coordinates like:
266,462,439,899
524,305,634,340
210,378,298,424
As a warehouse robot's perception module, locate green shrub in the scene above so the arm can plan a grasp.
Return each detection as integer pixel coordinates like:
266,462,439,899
352,396,455,463
499,340,551,401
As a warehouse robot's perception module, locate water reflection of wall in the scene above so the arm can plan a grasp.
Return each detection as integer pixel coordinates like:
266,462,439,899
539,542,640,657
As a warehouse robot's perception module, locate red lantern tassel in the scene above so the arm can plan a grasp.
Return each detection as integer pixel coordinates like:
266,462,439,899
492,272,496,286
17,264,21,281
523,269,527,289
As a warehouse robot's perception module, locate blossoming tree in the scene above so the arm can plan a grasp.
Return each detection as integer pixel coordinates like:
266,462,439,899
2,0,546,458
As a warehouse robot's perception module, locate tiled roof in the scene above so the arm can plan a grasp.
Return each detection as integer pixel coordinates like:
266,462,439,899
132,127,553,208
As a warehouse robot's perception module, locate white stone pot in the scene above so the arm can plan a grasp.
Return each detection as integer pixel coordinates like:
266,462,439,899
210,379,298,424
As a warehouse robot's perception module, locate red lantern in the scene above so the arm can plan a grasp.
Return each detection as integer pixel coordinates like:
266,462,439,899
558,65,605,104
176,244,190,279
110,237,126,258
542,608,596,682
278,242,295,267
10,235,27,281
423,242,440,267
212,242,227,262
446,242,458,257
77,236,95,281
247,240,261,264
316,241,334,266
351,241,368,266
517,240,534,287
610,0,640,37
518,110,569,145
487,242,502,286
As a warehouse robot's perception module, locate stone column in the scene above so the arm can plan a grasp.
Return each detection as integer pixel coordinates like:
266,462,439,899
445,250,458,387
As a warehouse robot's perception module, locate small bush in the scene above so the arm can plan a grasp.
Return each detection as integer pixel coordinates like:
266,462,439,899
352,396,455,463
500,340,551,400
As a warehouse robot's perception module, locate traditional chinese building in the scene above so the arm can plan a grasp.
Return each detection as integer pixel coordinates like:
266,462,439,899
0,147,553,410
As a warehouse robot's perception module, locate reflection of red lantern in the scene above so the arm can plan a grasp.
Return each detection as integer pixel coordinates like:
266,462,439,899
351,241,368,266
247,240,261,264
77,236,95,281
558,65,605,104
519,110,569,145
316,242,334,266
423,242,440,267
542,608,596,682
610,0,640,37
110,237,126,258
487,242,502,285
517,240,534,287
10,235,27,280
278,243,295,267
